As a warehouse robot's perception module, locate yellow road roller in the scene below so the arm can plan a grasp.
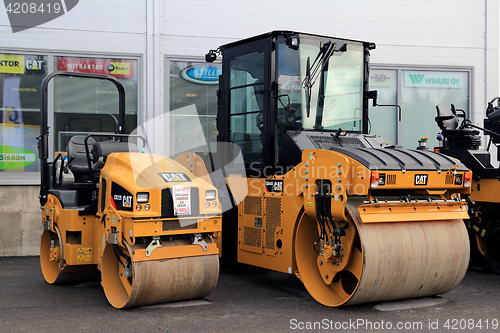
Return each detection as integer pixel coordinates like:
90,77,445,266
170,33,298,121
38,72,221,308
177,31,472,306
435,100,500,273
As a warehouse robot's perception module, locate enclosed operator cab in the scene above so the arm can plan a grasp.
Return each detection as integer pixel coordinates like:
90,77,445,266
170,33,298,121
213,31,372,175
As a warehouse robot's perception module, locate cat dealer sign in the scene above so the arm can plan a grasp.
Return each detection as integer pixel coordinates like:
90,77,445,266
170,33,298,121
57,57,134,79
0,54,45,74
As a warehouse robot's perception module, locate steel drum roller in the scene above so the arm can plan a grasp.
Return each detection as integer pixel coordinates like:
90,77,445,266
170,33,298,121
101,238,219,309
295,201,469,307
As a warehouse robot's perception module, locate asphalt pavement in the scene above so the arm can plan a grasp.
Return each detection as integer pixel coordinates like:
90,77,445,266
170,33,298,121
1,256,499,333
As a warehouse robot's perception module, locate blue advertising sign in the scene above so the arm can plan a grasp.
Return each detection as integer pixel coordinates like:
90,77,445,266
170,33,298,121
180,65,222,85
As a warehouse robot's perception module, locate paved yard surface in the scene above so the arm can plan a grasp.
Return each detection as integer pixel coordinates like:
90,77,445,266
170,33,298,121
1,256,499,332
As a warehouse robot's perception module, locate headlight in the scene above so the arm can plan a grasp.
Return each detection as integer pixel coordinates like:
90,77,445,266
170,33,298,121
205,190,217,201
136,192,149,203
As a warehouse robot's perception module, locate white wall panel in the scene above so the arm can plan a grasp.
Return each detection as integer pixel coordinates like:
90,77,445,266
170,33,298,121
160,0,488,119
159,0,486,66
0,0,145,53
0,29,145,54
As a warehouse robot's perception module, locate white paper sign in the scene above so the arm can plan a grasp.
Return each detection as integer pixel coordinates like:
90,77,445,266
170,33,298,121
172,185,191,215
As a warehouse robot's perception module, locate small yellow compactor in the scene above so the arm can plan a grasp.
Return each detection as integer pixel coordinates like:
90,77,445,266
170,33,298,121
38,72,221,308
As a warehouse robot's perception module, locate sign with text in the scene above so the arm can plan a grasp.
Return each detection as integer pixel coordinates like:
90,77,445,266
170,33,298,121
0,144,37,169
278,75,302,92
0,54,24,74
57,57,134,79
180,64,221,85
172,185,191,215
370,70,394,87
405,71,465,89
0,54,46,74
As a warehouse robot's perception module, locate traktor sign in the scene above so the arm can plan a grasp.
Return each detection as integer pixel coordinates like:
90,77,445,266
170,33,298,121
57,57,134,79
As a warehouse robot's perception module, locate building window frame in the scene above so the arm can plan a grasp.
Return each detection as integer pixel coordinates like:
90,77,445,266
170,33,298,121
165,56,222,157
0,50,141,185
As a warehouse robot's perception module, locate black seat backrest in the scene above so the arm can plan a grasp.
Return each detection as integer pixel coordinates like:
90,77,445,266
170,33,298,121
67,135,96,177
436,104,459,131
91,140,139,165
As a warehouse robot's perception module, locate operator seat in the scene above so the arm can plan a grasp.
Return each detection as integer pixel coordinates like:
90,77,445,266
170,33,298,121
435,104,480,149
67,135,97,183
67,136,139,183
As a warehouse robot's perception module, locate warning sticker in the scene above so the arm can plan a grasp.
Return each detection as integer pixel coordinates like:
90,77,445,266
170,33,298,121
77,247,92,262
77,255,92,262
77,247,92,254
172,185,191,215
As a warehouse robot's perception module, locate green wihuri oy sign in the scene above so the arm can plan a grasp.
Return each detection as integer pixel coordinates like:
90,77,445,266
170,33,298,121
405,71,465,89
0,145,37,169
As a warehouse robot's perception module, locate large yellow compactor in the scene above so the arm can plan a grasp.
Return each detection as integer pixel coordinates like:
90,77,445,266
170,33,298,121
185,31,472,306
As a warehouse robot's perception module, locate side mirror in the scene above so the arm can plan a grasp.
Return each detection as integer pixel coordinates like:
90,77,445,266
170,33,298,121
205,50,217,63
367,90,378,107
